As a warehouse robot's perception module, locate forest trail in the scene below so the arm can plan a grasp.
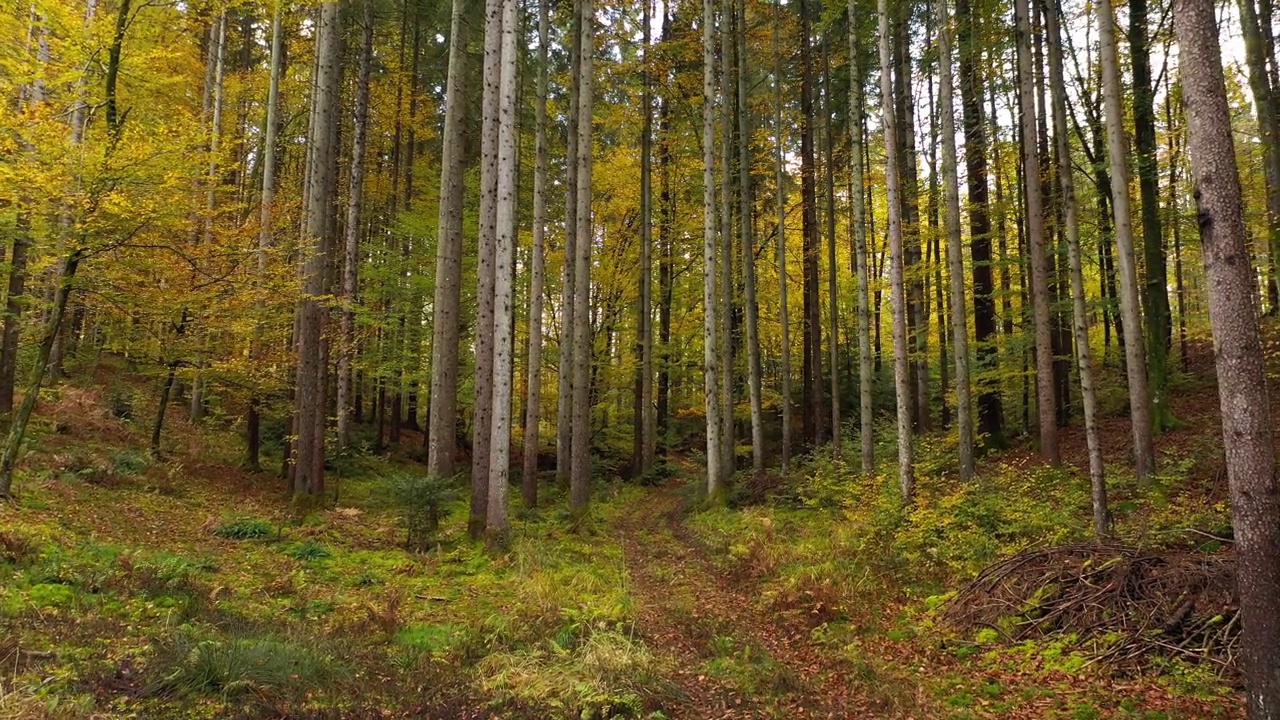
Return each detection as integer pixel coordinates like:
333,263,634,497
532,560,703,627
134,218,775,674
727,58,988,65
614,473,894,719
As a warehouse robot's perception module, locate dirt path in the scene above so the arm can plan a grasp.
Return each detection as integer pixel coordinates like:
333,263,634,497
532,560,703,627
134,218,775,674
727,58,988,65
615,478,879,719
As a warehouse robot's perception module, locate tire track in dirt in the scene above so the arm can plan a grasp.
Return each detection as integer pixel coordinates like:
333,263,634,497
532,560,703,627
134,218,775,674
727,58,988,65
616,477,884,719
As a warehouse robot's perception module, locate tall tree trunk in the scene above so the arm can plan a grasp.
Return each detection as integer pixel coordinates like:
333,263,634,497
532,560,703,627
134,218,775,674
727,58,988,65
470,0,504,537
957,0,1002,444
848,2,874,473
799,0,824,448
774,0,792,473
522,0,550,507
1098,0,1155,481
879,0,914,501
486,0,520,543
704,0,724,495
657,9,673,456
427,0,470,480
247,3,283,472
1177,2,1280,712
192,12,226,423
558,5,582,486
820,35,840,457
937,0,975,481
1015,0,1059,464
338,1,373,452
569,0,595,515
895,8,928,432
739,0,765,474
292,0,341,499
1046,0,1108,535
1239,0,1280,318
719,0,736,474
1130,0,1172,428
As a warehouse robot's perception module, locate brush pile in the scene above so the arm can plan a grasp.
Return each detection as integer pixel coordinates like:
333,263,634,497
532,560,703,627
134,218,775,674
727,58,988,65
942,542,1240,676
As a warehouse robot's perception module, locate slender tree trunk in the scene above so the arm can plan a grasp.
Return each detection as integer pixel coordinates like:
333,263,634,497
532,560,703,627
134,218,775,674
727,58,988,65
820,36,840,457
338,1,373,452
800,0,824,449
558,6,582,486
937,0,974,481
293,0,341,499
470,0,504,537
1098,0,1155,481
247,3,283,472
1046,0,1108,535
1177,2,1280,712
1240,0,1280,319
957,0,1002,444
569,0,595,515
848,4,873,473
486,0,520,542
427,0,469,480
704,0,724,495
522,0,550,507
0,252,84,497
1015,0,1059,464
1130,0,1172,428
880,0,914,502
738,0,764,474
774,0,792,474
192,13,227,423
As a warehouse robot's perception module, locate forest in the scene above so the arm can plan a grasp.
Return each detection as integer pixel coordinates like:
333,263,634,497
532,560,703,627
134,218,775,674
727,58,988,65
3,0,1280,714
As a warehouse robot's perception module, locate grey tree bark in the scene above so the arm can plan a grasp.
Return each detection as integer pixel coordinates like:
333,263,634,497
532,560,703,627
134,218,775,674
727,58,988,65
1097,0,1155,481
522,0,550,507
936,0,974,481
1177,1,1280,712
486,0,520,542
879,0,914,501
557,7,582,486
292,0,341,498
848,1,873,473
1046,0,1108,535
426,0,470,481
738,0,764,475
1014,0,1059,465
704,0,724,495
639,0,656,476
338,1,374,452
774,0,792,474
569,0,595,516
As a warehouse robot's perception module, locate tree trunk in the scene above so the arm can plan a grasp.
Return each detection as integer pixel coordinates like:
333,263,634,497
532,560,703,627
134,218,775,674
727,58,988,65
427,0,470,480
879,0,914,502
558,5,582,486
1177,2,1280,712
719,0,736,475
1130,0,1172,428
937,0,975,481
704,0,724,496
739,0,764,474
1097,0,1155,481
338,1,373,452
470,0,504,537
1015,0,1059,464
822,35,841,457
848,2,873,473
774,0,792,474
522,0,550,507
292,0,341,499
569,0,595,515
486,0,520,543
1046,0,1108,535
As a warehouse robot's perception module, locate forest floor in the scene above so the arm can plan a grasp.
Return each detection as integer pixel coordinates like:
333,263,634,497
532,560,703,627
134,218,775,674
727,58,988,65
0,339,1261,719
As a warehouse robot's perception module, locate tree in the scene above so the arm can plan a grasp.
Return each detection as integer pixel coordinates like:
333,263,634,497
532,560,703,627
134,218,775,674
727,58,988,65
1045,0,1108,535
1097,0,1155,482
739,0,765,475
426,0,471,482
936,0,974,481
849,0,874,473
1014,0,1058,465
879,0,913,501
292,0,342,499
486,0,521,543
774,0,793,474
522,0,551,508
570,0,595,516
338,0,374,452
703,0,724,496
1176,0,1280,711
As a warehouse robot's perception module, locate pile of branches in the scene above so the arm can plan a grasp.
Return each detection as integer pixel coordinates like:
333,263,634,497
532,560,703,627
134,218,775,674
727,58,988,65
942,543,1240,676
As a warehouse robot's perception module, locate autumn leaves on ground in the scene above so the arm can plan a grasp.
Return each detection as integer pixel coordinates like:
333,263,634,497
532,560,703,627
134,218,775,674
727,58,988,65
0,347,1251,720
